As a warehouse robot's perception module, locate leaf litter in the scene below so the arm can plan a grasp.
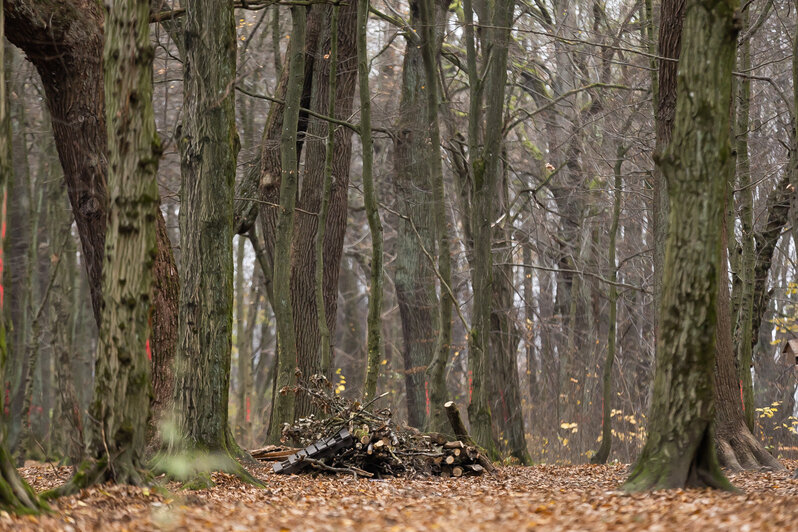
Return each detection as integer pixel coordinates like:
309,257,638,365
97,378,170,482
2,459,796,531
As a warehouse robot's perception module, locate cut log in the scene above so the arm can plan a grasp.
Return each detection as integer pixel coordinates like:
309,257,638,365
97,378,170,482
443,441,465,449
444,402,473,444
445,455,455,465
444,401,496,474
452,466,464,478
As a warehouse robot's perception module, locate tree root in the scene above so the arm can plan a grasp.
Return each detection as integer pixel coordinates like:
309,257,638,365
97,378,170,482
41,456,152,500
715,429,784,472
0,445,49,514
624,425,737,492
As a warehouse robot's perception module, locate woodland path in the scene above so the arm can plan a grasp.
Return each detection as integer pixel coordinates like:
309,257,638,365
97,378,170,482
2,461,796,531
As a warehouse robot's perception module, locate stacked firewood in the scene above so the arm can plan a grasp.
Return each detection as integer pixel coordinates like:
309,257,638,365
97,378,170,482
252,377,495,478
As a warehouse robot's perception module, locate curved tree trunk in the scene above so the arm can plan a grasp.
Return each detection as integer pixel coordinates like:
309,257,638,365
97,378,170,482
4,0,179,431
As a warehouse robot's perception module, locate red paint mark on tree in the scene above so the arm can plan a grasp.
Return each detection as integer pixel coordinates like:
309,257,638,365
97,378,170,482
246,395,251,423
146,338,152,361
740,379,745,411
424,380,430,417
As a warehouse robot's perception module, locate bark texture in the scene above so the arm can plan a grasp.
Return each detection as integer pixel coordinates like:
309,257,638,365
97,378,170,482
171,0,241,458
82,0,160,485
624,0,737,492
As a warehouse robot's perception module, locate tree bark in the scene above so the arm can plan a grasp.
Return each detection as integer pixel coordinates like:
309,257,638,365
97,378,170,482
714,219,783,472
360,0,386,403
74,0,160,487
267,2,307,444
624,0,737,491
170,0,246,474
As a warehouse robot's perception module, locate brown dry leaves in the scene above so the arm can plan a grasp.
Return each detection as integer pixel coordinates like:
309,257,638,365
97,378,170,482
2,460,797,531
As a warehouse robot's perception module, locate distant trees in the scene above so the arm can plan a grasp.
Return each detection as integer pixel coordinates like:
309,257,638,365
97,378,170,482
0,5,47,513
0,0,796,499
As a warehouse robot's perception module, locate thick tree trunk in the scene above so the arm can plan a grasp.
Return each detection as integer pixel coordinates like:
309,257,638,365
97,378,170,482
4,0,179,429
624,0,738,491
74,0,160,487
651,0,683,312
392,3,439,430
170,0,245,474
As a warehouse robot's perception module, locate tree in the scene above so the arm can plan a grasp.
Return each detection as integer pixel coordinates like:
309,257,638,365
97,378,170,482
267,2,307,444
624,0,738,491
4,0,179,430
360,0,386,404
417,0,454,435
392,0,442,430
44,0,159,495
591,144,626,464
168,0,254,485
463,0,516,458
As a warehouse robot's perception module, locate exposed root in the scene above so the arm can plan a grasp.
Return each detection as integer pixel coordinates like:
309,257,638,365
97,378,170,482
716,430,784,472
624,426,737,492
42,457,152,500
0,445,49,514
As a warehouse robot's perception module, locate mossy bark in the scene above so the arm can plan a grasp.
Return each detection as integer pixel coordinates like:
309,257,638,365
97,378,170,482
169,0,254,484
50,0,161,496
360,0,386,403
624,0,738,492
4,0,179,436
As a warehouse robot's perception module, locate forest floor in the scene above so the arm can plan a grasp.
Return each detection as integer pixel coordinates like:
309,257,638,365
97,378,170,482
1,460,796,531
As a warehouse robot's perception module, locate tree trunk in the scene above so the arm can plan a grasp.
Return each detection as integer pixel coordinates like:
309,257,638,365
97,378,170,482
267,2,307,444
624,0,738,491
732,5,755,432
714,219,783,472
417,0,453,436
4,0,179,431
465,0,515,459
71,0,160,487
170,0,246,476
651,0,683,314
592,145,625,465
360,0,385,403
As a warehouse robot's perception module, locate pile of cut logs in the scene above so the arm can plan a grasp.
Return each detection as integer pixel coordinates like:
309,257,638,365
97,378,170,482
251,383,495,479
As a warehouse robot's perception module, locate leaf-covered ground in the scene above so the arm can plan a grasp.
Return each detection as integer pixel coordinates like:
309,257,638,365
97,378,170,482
2,460,797,531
